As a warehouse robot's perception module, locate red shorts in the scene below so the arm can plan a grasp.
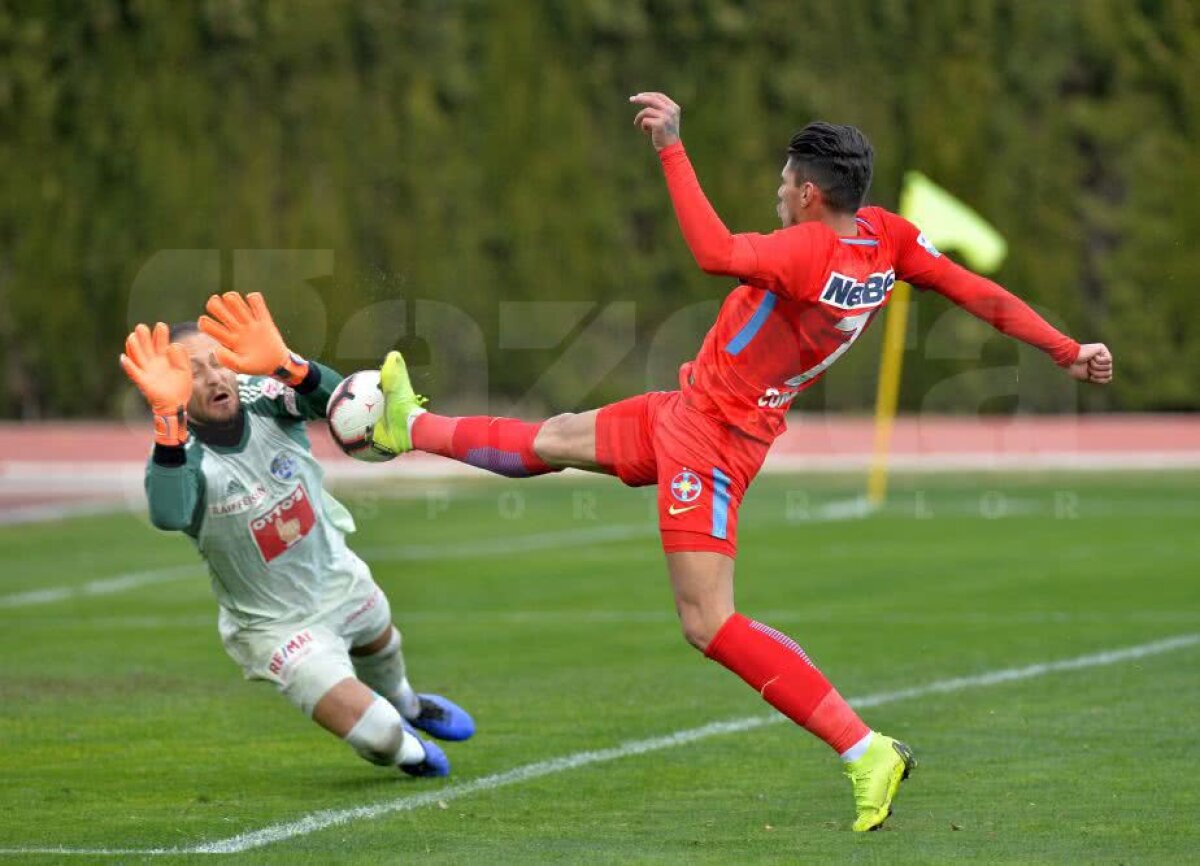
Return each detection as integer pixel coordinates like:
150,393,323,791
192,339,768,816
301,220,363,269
595,390,769,557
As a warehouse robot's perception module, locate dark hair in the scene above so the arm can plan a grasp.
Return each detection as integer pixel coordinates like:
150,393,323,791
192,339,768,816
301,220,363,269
169,321,200,341
786,122,874,213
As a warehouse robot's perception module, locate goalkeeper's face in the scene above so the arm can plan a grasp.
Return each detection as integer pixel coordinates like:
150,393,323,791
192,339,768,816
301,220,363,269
177,332,240,423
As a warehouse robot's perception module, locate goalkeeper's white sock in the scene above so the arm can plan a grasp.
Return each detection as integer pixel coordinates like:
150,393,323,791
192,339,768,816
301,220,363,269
353,628,421,719
344,696,426,767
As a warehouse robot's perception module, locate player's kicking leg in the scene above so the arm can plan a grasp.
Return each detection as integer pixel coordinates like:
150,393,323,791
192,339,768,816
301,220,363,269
376,350,915,827
668,553,915,831
350,625,475,741
373,350,603,474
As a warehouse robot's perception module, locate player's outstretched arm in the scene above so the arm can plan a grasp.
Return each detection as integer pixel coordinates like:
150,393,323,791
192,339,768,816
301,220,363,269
631,91,682,152
631,92,816,294
198,291,342,418
198,291,309,383
884,212,1112,385
630,92,762,280
119,322,203,531
1066,343,1113,384
921,263,1112,385
120,322,192,446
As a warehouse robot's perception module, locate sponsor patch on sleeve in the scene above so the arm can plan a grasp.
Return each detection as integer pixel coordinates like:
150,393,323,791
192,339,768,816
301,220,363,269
283,388,299,416
916,232,942,258
260,378,300,416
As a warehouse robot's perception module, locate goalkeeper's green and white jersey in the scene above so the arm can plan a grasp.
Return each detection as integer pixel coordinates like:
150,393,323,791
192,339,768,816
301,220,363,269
145,366,362,627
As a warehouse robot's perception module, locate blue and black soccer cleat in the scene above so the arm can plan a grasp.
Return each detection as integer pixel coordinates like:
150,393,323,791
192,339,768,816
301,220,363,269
398,721,451,778
408,693,476,742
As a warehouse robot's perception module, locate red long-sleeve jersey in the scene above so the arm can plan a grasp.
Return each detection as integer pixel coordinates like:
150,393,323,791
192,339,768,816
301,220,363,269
658,142,1080,443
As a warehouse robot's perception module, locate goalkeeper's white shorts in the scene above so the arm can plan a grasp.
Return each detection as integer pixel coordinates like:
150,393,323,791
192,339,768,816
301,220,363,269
218,565,393,717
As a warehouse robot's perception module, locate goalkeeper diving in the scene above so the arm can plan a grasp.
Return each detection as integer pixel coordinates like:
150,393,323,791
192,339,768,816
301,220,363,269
120,292,474,778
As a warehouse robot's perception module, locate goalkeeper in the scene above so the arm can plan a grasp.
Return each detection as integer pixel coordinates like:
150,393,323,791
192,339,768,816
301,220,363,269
120,291,474,778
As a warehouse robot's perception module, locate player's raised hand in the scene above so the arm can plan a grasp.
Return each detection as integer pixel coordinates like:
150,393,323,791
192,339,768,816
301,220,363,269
630,92,681,151
120,322,192,445
1067,343,1113,384
198,291,309,385
120,322,192,410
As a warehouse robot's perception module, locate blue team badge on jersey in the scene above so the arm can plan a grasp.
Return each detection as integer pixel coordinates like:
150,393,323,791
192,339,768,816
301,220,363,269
670,471,702,503
917,232,942,258
270,452,298,482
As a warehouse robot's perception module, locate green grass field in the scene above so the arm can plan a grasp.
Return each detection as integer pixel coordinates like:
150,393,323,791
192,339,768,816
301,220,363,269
2,471,1198,863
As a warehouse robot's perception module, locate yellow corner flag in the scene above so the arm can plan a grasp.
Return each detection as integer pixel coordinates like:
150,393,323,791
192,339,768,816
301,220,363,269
866,172,1008,506
899,171,1007,271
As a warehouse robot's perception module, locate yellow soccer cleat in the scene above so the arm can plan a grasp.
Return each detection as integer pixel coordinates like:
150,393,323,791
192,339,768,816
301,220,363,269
843,733,916,832
373,350,428,455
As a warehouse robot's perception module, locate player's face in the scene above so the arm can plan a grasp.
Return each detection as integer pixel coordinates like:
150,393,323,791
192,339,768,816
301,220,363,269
176,332,240,424
777,163,811,227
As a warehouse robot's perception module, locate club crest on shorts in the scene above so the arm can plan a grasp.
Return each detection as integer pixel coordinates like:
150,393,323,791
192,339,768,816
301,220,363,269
670,470,702,503
270,452,298,481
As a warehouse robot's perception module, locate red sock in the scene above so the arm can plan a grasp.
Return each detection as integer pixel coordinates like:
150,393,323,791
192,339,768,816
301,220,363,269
412,413,557,478
704,613,869,755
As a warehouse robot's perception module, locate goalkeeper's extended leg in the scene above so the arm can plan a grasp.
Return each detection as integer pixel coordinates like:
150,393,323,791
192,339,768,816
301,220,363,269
351,626,475,741
311,677,450,778
374,350,601,477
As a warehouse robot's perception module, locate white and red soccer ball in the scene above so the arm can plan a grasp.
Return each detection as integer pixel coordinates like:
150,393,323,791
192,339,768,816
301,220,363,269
325,370,396,462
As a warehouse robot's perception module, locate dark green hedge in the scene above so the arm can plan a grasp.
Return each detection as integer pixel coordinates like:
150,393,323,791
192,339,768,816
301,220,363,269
1,0,1196,417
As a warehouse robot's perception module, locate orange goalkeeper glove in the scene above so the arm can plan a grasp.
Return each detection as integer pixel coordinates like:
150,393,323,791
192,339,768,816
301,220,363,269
119,322,193,446
198,291,309,385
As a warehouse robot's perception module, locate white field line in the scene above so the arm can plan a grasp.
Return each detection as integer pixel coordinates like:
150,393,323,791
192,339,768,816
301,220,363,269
163,499,909,568
356,608,1200,627
0,632,1195,857
0,564,204,609
0,527,652,611
356,523,658,561
811,496,877,521
0,524,685,613
0,500,129,526
765,452,1200,472
6,451,1200,491
0,503,960,612
3,450,1198,526
0,495,1134,612
0,523,675,612
16,608,1200,632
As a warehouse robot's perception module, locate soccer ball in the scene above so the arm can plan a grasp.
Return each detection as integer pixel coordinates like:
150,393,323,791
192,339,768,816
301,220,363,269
325,370,396,462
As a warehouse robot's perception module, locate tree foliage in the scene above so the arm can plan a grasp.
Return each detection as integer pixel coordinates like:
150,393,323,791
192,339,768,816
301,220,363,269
0,0,1196,417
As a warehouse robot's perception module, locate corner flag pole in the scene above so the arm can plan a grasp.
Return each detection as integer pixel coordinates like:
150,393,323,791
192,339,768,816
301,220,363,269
866,280,912,505
866,172,1008,507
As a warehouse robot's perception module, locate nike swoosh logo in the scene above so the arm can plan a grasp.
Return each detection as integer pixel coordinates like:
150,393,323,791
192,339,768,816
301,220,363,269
668,504,699,516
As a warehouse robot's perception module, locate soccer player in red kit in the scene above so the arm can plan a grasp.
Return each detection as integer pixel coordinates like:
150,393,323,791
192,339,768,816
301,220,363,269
374,92,1113,831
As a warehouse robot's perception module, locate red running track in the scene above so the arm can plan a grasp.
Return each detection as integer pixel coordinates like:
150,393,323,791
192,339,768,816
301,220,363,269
1,414,1197,462
1,415,1198,521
